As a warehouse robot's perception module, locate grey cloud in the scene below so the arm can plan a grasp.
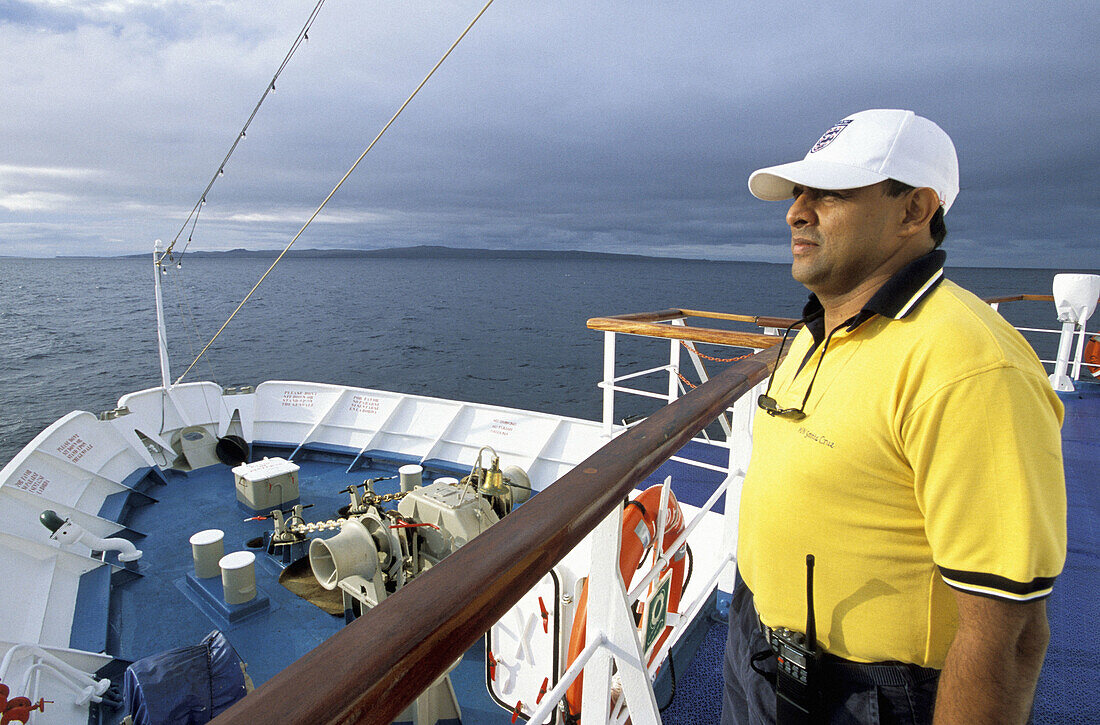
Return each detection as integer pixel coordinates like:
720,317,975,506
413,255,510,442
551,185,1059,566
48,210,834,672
0,1,1096,267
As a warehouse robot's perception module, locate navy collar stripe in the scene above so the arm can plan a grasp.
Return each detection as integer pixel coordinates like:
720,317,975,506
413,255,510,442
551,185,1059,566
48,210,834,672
895,267,944,319
866,249,947,320
800,250,947,342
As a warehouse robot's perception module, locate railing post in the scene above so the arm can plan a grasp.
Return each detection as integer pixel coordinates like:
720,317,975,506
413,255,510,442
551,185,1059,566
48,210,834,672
1050,321,1077,391
668,332,681,403
582,509,661,724
1070,314,1094,381
603,331,616,438
581,509,618,720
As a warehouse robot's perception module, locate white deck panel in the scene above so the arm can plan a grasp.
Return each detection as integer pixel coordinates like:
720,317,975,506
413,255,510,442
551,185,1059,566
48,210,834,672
319,388,404,431
251,381,347,443
34,412,146,485
424,405,563,473
367,396,465,458
0,412,146,518
0,488,124,543
539,418,610,463
292,388,405,451
0,537,101,647
39,554,95,651
525,458,579,489
118,382,224,442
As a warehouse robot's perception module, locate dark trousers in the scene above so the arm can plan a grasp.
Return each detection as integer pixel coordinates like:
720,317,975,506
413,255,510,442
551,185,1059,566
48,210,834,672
721,571,940,725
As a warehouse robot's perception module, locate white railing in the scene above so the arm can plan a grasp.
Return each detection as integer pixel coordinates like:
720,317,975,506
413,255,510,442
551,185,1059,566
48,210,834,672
521,470,748,725
509,316,776,724
598,325,771,447
988,278,1099,391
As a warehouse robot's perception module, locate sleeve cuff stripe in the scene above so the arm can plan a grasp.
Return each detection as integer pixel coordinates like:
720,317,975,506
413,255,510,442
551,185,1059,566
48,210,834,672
942,578,1053,602
937,566,1056,598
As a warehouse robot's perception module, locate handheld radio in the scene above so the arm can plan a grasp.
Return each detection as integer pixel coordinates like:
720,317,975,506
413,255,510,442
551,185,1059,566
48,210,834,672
770,554,822,723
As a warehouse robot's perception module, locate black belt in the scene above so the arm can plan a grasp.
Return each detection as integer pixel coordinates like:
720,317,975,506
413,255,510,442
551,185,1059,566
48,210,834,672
755,612,939,688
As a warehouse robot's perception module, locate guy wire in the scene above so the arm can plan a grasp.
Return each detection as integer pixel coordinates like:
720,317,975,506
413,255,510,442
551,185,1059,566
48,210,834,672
161,0,330,263
175,0,498,386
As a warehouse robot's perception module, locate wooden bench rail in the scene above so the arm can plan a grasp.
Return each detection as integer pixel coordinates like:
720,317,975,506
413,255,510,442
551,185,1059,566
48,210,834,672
211,345,780,725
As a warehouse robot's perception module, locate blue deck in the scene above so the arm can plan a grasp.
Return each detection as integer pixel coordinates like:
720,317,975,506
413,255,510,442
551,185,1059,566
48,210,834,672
88,440,726,724
1033,385,1100,723
89,447,513,723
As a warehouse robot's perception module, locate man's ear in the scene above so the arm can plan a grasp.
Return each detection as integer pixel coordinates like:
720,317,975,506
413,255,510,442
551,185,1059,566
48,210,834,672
900,187,941,237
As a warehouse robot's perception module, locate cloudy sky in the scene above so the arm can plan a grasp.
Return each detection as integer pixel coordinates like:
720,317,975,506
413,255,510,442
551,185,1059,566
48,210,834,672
0,0,1096,267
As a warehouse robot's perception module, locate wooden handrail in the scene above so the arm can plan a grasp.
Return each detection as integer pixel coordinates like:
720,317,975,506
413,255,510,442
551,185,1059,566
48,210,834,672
752,315,801,329
982,294,1056,304
676,309,800,329
212,345,781,725
983,294,1100,306
587,309,786,349
589,292,1097,349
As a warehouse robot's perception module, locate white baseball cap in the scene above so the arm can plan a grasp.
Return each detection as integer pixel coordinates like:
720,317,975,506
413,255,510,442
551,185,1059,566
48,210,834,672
748,109,960,213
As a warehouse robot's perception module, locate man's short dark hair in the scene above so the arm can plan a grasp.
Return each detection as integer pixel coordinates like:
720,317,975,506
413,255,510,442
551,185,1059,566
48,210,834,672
885,179,947,247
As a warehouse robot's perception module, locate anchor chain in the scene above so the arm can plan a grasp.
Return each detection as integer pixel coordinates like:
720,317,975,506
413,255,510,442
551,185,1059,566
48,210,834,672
286,490,410,536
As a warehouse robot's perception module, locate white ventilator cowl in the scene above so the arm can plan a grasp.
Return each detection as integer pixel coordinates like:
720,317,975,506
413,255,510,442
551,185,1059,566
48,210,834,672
748,109,960,213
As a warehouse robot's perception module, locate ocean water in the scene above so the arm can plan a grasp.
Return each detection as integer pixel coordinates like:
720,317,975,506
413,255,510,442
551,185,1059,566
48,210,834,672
0,254,1071,465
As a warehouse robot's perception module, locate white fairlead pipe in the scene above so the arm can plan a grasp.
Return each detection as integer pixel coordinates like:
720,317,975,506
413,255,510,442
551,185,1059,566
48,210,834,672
19,662,112,706
51,518,142,562
0,645,106,696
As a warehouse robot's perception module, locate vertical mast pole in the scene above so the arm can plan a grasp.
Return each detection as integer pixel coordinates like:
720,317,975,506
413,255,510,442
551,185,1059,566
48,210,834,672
153,240,173,390
602,331,616,438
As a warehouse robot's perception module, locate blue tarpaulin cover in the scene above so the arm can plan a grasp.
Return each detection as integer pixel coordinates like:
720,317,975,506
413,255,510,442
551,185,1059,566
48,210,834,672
123,630,247,724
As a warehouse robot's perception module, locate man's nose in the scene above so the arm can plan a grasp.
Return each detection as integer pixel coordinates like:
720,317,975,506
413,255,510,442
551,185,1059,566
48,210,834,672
786,191,815,228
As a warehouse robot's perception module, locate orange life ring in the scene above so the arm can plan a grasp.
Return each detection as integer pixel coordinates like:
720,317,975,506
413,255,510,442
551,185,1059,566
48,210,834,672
563,485,688,721
1084,335,1100,378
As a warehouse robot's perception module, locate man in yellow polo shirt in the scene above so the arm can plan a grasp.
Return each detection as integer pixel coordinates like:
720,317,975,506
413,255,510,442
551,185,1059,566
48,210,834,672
721,109,1066,724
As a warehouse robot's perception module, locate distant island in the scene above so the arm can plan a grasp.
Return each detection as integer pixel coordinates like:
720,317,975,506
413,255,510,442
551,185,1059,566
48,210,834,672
53,244,774,265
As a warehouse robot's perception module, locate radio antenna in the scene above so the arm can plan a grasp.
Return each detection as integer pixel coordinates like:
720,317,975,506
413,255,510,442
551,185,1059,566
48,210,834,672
805,554,817,653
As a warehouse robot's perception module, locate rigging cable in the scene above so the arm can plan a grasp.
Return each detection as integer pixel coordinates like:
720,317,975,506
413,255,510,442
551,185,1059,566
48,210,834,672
160,0,330,265
174,0,498,386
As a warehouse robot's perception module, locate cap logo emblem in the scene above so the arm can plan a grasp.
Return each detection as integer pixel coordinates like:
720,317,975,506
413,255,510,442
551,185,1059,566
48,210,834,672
810,119,852,153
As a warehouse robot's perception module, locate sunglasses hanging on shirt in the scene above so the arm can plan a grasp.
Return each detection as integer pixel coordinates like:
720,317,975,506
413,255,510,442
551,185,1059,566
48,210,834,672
757,322,837,420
